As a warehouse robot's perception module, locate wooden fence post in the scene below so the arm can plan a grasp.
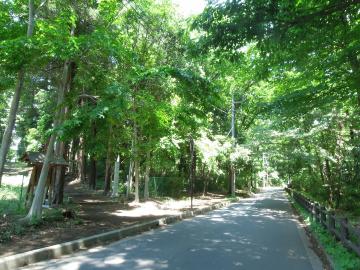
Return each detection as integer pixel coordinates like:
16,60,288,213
328,210,335,234
310,202,315,221
315,203,320,223
286,190,360,257
340,217,349,241
306,199,311,212
320,206,327,227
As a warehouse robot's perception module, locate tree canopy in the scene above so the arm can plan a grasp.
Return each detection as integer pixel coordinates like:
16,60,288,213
0,0,359,223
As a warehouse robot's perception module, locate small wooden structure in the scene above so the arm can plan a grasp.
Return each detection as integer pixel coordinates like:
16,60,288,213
21,151,68,206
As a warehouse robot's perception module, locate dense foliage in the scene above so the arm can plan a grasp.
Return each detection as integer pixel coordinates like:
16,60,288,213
194,0,360,212
0,0,359,221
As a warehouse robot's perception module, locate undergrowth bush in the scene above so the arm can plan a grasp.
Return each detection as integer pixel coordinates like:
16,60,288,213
291,198,360,270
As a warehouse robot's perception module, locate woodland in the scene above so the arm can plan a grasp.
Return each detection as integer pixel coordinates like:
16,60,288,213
0,0,359,247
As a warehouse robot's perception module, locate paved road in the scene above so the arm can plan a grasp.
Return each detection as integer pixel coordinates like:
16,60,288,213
23,188,323,270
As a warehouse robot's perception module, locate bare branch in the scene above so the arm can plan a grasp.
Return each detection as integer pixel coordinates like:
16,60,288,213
35,0,48,16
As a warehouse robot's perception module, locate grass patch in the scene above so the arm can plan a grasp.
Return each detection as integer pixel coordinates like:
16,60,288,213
0,184,26,216
226,195,238,202
0,203,82,243
290,198,360,270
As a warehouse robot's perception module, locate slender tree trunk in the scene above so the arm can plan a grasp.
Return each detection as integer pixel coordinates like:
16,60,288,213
70,138,78,174
250,164,256,190
78,136,86,183
230,165,236,196
103,126,112,195
52,165,65,205
23,60,69,222
126,160,133,198
178,150,186,177
133,121,140,203
52,141,66,205
76,97,86,182
324,159,334,207
189,136,195,209
111,155,120,197
203,177,207,196
348,55,360,186
53,58,73,205
0,70,24,185
52,139,69,205
25,166,37,207
316,153,326,184
0,0,35,186
88,123,97,190
203,170,209,196
134,158,140,203
89,157,97,190
348,53,360,107
144,150,150,201
350,125,360,186
104,157,112,195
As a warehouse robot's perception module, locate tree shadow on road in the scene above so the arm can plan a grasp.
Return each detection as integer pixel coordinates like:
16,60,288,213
25,189,317,270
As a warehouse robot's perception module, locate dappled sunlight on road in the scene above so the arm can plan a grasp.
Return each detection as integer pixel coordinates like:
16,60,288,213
22,188,321,270
99,197,228,219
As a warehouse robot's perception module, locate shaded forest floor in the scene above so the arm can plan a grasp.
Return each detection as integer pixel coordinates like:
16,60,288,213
0,177,237,258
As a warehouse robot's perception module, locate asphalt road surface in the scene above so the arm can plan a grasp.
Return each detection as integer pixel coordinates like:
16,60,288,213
22,187,323,270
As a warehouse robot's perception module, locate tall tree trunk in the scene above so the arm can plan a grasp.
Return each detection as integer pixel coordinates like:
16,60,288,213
144,150,150,201
70,138,78,175
23,60,69,222
52,140,65,203
111,155,120,197
24,134,55,221
189,136,195,208
103,127,112,195
347,51,360,107
178,151,186,177
0,0,35,186
104,157,112,195
53,58,73,205
52,165,65,205
316,152,326,185
104,149,111,195
77,136,86,183
76,97,86,182
324,159,334,207
348,54,360,186
203,168,209,196
126,160,133,198
88,123,97,190
250,163,256,190
133,121,140,203
230,165,236,196
89,157,97,190
52,141,66,205
134,158,140,203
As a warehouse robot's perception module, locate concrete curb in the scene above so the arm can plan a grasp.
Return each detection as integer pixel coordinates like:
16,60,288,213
0,199,236,270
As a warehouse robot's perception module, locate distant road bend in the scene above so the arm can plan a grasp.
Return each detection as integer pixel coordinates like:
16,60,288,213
23,188,323,270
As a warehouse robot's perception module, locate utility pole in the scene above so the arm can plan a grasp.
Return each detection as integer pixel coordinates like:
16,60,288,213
262,153,268,187
189,136,195,209
230,94,236,197
231,94,235,142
